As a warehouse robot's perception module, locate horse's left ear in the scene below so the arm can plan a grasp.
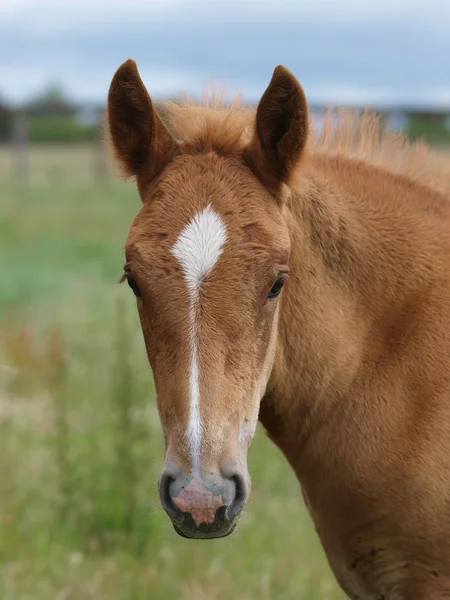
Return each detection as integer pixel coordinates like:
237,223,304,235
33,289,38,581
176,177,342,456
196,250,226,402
107,59,179,195
245,65,308,194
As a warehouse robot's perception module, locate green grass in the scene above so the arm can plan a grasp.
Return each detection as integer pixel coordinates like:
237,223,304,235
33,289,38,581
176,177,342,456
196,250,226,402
0,145,345,599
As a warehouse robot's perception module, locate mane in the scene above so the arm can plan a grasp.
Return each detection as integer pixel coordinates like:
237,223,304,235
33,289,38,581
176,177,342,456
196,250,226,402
163,87,254,154
163,89,450,195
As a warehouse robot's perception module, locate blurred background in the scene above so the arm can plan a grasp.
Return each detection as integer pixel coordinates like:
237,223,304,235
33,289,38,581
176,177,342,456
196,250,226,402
0,1,449,599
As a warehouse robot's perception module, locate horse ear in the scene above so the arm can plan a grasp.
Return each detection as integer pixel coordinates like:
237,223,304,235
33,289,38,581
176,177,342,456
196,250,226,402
107,59,178,194
245,65,308,194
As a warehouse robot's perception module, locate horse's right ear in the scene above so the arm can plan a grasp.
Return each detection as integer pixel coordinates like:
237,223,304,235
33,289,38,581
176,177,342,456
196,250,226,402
107,59,178,194
244,65,308,196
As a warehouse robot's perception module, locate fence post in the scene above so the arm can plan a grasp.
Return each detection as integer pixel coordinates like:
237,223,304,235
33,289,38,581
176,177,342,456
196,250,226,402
11,109,29,182
93,120,108,182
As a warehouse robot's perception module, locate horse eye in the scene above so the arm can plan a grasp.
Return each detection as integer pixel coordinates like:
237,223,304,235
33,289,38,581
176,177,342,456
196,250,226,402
268,277,285,300
125,271,141,298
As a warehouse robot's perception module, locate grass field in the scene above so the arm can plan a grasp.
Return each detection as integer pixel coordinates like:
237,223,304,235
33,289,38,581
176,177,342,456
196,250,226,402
0,144,346,600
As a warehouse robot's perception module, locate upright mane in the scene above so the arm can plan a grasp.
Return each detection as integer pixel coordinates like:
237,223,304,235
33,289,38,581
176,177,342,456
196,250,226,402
162,89,450,195
162,87,254,155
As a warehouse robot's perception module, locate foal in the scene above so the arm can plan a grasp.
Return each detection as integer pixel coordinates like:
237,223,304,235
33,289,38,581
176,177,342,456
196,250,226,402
107,59,450,598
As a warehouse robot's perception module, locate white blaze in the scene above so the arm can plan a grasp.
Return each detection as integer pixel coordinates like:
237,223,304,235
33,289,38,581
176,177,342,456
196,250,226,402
171,204,227,469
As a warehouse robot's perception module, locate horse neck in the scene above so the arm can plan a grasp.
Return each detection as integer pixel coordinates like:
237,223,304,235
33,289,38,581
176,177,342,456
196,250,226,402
261,153,441,470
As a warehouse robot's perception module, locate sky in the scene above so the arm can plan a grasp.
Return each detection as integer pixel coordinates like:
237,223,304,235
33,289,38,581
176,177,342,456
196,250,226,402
1,0,450,109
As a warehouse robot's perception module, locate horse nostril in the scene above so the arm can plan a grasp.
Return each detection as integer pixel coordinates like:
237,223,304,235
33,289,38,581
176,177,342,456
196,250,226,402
228,473,247,519
159,472,179,520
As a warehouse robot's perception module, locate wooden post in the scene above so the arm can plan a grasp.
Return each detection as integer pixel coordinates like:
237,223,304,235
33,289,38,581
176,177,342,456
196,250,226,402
12,109,29,182
93,118,108,182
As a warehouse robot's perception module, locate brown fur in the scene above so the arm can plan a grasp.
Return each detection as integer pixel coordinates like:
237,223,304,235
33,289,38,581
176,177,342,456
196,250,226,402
107,59,450,598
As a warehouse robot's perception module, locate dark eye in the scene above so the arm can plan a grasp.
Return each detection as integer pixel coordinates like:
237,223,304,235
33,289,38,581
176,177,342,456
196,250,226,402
268,277,285,300
125,271,141,298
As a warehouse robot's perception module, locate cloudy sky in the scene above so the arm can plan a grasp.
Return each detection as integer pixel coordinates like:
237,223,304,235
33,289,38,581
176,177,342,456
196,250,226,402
1,0,449,109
